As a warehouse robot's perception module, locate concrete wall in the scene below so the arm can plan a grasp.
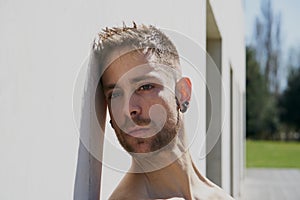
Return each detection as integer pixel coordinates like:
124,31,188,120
0,0,244,199
206,0,245,197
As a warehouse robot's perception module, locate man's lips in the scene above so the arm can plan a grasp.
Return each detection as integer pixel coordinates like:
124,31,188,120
125,127,153,138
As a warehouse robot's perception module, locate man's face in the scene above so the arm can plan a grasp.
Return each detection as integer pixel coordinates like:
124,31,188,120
101,51,181,153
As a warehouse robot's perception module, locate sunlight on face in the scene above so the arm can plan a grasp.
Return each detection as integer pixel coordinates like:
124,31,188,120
101,51,180,153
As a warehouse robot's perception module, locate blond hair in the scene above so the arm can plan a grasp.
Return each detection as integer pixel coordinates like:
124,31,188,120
92,22,180,72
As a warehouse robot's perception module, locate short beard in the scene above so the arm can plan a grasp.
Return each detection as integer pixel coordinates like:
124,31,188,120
115,110,181,153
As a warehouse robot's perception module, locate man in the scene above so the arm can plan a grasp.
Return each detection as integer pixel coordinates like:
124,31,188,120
93,23,234,200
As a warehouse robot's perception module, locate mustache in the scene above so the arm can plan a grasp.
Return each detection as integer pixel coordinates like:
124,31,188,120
121,116,152,130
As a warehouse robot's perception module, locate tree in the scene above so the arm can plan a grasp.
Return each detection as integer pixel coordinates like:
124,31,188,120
254,0,282,95
279,66,300,132
246,47,279,139
246,47,265,138
247,0,282,139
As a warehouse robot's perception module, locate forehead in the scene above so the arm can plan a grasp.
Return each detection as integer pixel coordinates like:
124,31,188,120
102,51,148,80
101,51,174,87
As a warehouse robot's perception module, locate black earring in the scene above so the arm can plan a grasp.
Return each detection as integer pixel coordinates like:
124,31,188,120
180,101,189,113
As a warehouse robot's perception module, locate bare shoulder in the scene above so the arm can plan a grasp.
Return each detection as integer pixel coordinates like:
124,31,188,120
193,180,235,200
205,185,235,200
108,173,234,200
108,173,148,200
109,185,143,200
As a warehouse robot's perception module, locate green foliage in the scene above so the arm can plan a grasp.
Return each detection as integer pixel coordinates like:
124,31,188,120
246,47,266,138
246,47,279,139
254,0,282,95
246,0,283,139
279,67,300,131
246,140,300,168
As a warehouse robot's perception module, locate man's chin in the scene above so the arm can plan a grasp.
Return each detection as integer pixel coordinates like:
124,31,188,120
128,141,152,154
138,143,152,153
118,128,178,154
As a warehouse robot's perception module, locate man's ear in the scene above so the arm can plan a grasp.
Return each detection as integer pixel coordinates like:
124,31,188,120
175,77,192,109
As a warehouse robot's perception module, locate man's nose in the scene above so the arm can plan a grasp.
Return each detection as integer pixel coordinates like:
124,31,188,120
127,93,142,118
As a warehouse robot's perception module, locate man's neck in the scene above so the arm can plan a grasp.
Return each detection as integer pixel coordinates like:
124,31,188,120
129,136,213,199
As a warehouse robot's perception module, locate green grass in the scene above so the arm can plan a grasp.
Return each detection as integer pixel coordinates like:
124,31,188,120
246,140,300,168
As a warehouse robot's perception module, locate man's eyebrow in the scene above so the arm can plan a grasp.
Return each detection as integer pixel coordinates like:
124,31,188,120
130,75,160,83
103,84,117,91
102,75,162,91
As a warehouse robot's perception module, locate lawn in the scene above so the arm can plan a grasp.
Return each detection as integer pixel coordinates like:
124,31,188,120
246,140,300,168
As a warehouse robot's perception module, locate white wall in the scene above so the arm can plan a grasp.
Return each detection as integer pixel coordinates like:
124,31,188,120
208,0,245,197
0,0,244,199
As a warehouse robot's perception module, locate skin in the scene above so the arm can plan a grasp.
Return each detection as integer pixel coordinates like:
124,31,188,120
102,51,181,154
101,51,234,200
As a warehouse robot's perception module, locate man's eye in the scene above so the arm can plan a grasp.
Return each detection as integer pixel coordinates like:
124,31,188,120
138,84,154,91
109,91,122,99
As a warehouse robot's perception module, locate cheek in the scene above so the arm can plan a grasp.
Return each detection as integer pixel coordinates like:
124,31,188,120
157,89,178,110
152,91,178,118
108,103,124,124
